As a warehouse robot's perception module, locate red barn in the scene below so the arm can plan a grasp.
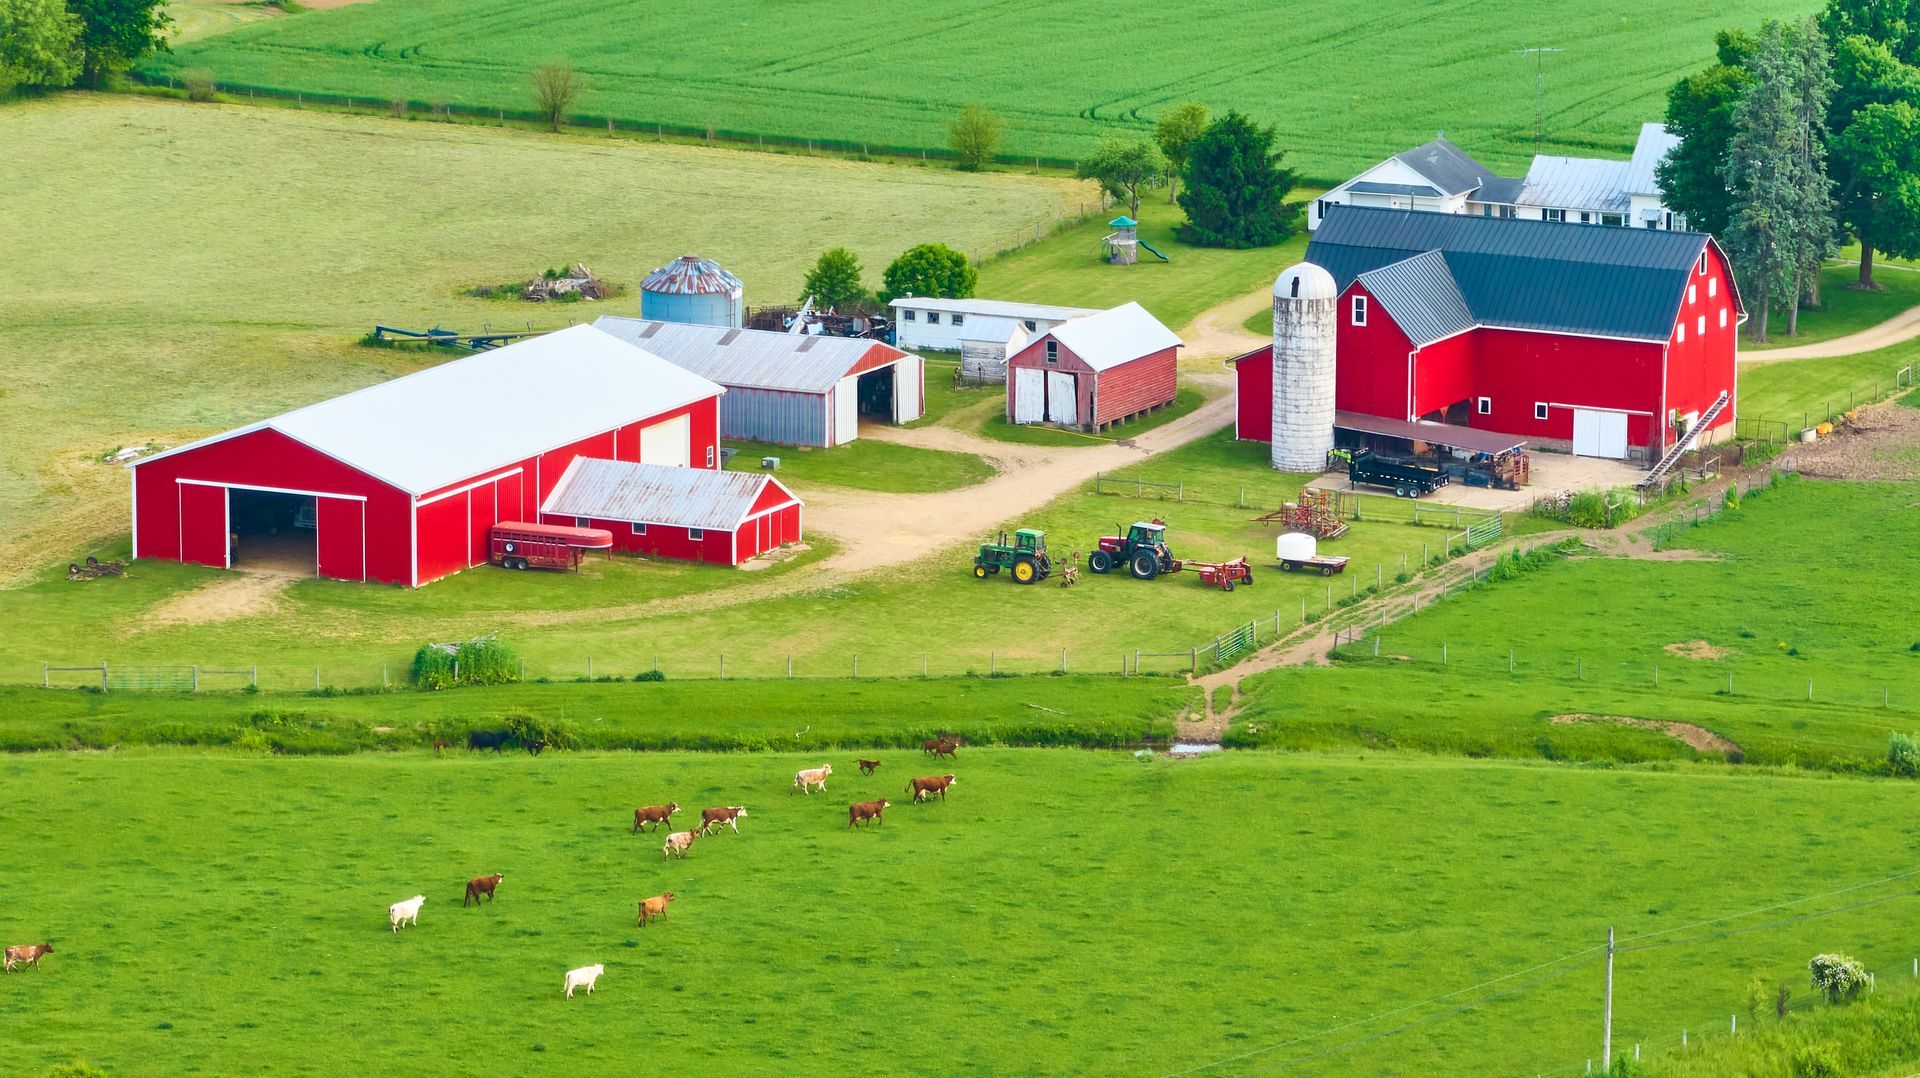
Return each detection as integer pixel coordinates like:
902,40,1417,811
1005,302,1181,430
129,325,725,586
1233,207,1744,461
539,458,801,566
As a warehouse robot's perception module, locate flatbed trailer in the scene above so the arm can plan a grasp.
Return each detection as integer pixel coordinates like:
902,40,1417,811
1349,451,1448,498
1278,554,1350,576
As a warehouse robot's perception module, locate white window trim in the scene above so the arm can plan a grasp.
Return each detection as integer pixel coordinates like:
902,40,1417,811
1534,402,1549,421
1351,295,1368,326
1677,323,1686,343
631,522,647,536
1709,277,1718,298
1697,315,1706,335
1689,285,1697,304
926,312,941,325
902,310,916,321
1698,252,1709,275
951,314,964,326
575,516,591,529
688,527,705,541
1045,339,1060,364
1719,308,1728,328
705,445,716,468
1476,396,1492,415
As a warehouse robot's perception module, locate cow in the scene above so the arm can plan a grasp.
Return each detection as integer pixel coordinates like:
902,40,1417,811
389,895,426,932
792,764,832,795
857,759,881,776
922,737,958,759
699,806,748,836
463,873,504,907
431,739,454,754
524,739,549,757
908,774,957,803
848,799,890,828
3,944,52,972
632,803,679,834
637,892,675,927
662,830,698,860
467,730,511,753
563,963,604,998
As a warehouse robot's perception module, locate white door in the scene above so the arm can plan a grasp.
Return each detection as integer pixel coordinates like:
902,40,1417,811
1572,409,1628,459
640,414,691,467
833,375,859,445
1012,368,1045,424
1046,370,1077,425
892,358,922,424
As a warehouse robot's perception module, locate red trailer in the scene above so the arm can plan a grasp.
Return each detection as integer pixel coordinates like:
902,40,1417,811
489,521,613,572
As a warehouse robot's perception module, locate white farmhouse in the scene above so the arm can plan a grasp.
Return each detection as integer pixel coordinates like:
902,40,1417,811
888,297,1101,382
1309,124,1686,232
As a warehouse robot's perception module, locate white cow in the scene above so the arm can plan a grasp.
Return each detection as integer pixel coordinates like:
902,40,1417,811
792,764,833,795
662,830,698,860
389,895,426,932
564,963,604,998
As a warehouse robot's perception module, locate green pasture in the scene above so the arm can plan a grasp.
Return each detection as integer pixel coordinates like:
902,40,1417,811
146,0,1814,179
723,439,995,493
0,95,1082,576
3,749,1918,1075
1741,262,1920,351
1650,978,1920,1077
1739,340,1920,431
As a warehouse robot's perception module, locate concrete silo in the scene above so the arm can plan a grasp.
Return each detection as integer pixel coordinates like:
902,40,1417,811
640,255,744,328
1270,262,1338,472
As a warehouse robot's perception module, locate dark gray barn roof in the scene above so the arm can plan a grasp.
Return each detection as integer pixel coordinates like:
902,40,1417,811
1393,139,1501,196
1307,206,1739,341
1354,250,1476,346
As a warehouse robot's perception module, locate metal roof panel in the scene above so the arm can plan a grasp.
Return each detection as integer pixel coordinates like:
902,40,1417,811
595,317,908,394
540,458,797,531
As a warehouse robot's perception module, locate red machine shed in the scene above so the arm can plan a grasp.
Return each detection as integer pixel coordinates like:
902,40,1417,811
1005,302,1181,431
538,458,801,566
130,325,726,586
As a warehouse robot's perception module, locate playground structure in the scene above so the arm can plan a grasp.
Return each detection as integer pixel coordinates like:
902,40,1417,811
1251,487,1350,539
1101,216,1169,265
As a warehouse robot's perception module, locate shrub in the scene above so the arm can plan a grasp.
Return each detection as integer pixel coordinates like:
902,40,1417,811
232,727,272,754
411,639,520,689
46,1063,108,1078
411,645,456,690
1888,733,1920,777
502,712,577,750
182,69,216,102
1809,953,1867,1003
1791,1044,1842,1077
1532,488,1641,529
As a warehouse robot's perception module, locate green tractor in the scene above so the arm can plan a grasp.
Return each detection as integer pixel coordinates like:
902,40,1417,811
973,528,1054,585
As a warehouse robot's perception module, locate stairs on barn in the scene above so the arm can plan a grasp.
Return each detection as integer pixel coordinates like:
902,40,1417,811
1637,391,1729,489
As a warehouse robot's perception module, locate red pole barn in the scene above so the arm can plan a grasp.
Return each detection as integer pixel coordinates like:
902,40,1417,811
129,325,725,586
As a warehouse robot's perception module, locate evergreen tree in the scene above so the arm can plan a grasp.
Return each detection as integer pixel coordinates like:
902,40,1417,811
799,247,868,311
1657,30,1757,240
1174,110,1298,249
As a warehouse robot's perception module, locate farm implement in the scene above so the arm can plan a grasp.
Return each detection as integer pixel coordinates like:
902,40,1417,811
1186,557,1254,591
973,528,1054,584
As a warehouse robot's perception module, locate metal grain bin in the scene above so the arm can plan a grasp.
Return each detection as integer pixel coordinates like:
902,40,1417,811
640,255,744,328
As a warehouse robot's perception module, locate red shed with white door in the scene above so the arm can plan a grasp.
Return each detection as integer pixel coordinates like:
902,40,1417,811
1005,302,1181,431
129,325,725,586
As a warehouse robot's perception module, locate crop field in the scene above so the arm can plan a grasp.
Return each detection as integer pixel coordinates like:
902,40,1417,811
145,0,1816,180
4,748,1918,1075
0,95,1082,579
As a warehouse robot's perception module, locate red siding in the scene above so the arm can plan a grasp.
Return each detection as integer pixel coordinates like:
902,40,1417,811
1231,347,1272,441
1663,247,1739,441
1409,332,1475,418
551,516,739,565
1471,328,1665,448
315,497,364,581
1333,283,1415,420
1006,340,1178,429
179,483,230,568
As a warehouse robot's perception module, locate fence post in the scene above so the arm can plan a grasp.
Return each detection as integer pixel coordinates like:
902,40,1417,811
42,662,47,688
1508,650,1514,674
193,665,199,693
314,667,320,690
1137,476,1143,497
1577,658,1583,680
1178,480,1183,502
786,655,793,678
1442,643,1448,664
989,652,995,675
719,654,725,679
1190,648,1197,675
1653,665,1658,687
251,665,257,687
1373,636,1380,657
922,653,928,677
1134,648,1140,673
1060,647,1067,673
1808,679,1813,701
853,653,859,678
101,663,109,692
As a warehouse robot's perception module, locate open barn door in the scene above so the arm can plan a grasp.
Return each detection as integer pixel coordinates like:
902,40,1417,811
892,357,922,423
1012,368,1045,424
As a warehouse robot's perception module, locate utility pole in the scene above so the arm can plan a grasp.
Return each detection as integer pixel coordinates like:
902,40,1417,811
1516,46,1563,144
1603,925,1616,1069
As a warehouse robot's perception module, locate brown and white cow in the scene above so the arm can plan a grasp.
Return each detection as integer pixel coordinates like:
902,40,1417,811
792,764,832,795
632,803,679,834
3,944,52,972
662,830,698,860
463,873,504,907
699,806,748,836
908,774,957,803
637,892,676,927
848,799,890,828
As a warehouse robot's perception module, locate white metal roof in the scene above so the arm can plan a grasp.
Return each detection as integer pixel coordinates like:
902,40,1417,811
1625,123,1680,196
541,457,797,531
1517,155,1634,213
134,326,724,496
594,317,906,394
1042,301,1182,372
887,296,1102,323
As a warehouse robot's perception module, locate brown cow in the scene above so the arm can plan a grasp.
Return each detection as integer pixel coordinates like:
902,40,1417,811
3,943,52,972
633,803,679,834
848,799,890,828
699,806,748,836
857,758,881,776
463,873,504,907
637,892,676,927
922,737,959,759
908,775,957,803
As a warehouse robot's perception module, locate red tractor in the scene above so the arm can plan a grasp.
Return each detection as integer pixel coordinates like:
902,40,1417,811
1088,520,1181,580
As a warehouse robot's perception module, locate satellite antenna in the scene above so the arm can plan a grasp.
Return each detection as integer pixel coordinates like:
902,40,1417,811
1515,46,1563,144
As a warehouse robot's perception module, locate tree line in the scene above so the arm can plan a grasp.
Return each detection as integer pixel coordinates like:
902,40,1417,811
1660,0,1920,341
0,0,171,94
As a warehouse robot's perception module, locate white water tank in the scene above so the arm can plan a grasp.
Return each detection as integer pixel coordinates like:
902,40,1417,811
1276,531,1317,562
1271,262,1338,472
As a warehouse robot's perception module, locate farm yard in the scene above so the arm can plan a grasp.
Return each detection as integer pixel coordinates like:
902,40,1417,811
142,0,1818,179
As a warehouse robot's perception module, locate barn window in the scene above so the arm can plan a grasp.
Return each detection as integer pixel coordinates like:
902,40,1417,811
1350,296,1368,326
1578,211,1591,224
575,516,591,529
705,446,716,468
1689,285,1697,304
951,314,964,327
1023,319,1037,331
1719,308,1728,328
1709,277,1717,298
688,528,705,541
1534,402,1549,421
926,312,940,325
1677,323,1686,343
631,522,647,536
1601,213,1625,227
1697,252,1708,274
1544,209,1565,223
1697,315,1706,335
1476,396,1492,415
1045,340,1059,364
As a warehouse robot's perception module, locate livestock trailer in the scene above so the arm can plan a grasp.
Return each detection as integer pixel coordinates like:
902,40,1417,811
489,522,614,571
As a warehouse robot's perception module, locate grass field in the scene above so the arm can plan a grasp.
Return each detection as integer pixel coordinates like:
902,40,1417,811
143,0,1815,179
1741,262,1920,351
723,439,996,493
0,94,1082,580
1650,979,1920,1077
976,384,1212,447
4,748,1918,1075
1739,340,1920,429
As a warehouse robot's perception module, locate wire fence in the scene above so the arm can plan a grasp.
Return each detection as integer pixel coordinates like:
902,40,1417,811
1747,361,1914,436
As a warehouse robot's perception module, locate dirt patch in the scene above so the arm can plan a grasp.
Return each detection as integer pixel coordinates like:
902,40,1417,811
740,542,813,572
1550,713,1741,756
141,572,292,628
1778,400,1920,482
1664,639,1734,661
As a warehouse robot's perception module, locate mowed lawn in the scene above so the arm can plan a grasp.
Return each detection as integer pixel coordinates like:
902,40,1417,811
2,749,1917,1075
1740,339,1920,429
147,0,1814,178
1741,261,1920,352
0,95,1084,578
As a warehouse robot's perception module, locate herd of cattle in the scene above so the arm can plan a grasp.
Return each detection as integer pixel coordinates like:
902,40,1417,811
370,737,970,998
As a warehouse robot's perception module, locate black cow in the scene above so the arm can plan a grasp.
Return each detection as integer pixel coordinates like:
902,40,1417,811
524,739,549,757
467,729,511,753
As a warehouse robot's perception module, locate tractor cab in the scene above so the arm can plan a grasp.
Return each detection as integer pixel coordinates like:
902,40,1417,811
1088,519,1180,579
1011,528,1046,554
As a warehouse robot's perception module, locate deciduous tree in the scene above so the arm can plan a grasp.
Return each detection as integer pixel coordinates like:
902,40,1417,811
67,0,170,86
1826,33,1920,287
530,62,583,133
800,247,868,310
0,0,81,95
1153,102,1207,204
948,105,1003,171
880,243,975,303
1076,137,1166,219
1175,110,1298,249
1658,30,1756,240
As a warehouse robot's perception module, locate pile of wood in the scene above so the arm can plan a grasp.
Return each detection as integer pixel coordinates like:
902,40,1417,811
68,556,126,581
523,263,610,302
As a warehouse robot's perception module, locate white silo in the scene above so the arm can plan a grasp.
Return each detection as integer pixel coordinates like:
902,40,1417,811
1270,262,1338,472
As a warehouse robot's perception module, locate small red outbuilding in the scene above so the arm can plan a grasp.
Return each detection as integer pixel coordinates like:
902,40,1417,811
1005,302,1181,431
538,458,801,566
129,325,726,586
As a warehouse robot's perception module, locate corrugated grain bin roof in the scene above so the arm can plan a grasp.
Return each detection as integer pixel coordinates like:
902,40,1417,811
134,326,723,496
594,316,908,394
642,255,743,296
541,458,797,531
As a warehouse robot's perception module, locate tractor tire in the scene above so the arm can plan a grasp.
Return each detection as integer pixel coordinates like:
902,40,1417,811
1129,552,1160,580
1088,550,1113,574
974,565,988,579
1013,558,1038,584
